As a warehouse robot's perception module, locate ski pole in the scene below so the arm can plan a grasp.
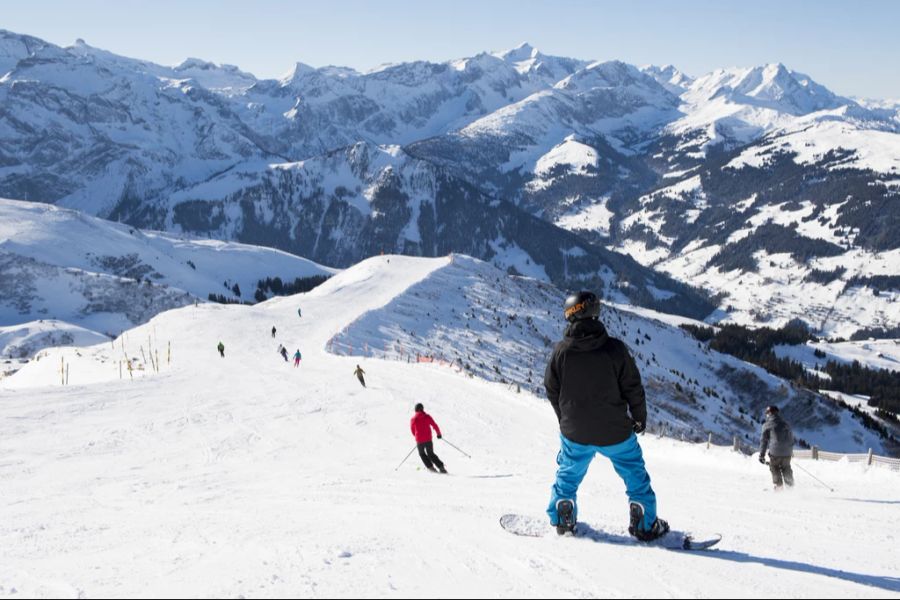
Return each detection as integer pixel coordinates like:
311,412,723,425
793,461,835,492
394,445,417,471
440,437,471,459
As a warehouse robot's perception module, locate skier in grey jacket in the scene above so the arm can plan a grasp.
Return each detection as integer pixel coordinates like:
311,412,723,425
759,405,795,489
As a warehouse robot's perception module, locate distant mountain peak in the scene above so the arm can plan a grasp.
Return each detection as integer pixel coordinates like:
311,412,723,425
279,61,318,85
500,42,540,62
641,64,694,95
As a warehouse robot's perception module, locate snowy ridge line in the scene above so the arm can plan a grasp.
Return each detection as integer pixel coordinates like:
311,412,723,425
318,255,892,454
682,429,899,470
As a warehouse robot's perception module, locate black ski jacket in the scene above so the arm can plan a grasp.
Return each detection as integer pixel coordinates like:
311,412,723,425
544,319,647,446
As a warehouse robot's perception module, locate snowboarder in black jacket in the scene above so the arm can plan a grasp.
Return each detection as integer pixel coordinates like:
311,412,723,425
759,405,795,489
544,291,668,541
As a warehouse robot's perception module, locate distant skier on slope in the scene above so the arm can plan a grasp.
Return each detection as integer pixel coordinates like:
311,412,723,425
272,326,277,338
354,364,366,388
293,349,302,367
759,405,795,490
410,403,446,474
278,344,289,362
217,341,225,358
297,308,302,318
544,291,668,540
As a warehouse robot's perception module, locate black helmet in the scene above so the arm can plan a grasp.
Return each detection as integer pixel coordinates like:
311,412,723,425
414,403,424,412
564,291,600,323
765,405,779,415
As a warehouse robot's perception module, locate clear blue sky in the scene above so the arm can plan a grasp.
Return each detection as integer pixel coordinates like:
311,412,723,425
4,0,899,98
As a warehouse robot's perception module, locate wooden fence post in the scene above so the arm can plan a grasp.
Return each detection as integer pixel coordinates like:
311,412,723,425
733,436,739,452
812,446,819,460
867,448,874,466
707,432,713,449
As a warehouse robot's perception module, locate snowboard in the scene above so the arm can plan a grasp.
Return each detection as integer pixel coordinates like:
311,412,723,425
499,514,721,551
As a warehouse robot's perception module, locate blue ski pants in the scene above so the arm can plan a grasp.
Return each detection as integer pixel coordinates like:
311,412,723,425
547,433,657,530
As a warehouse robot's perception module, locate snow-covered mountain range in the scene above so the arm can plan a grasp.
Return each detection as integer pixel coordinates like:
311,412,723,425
0,29,897,337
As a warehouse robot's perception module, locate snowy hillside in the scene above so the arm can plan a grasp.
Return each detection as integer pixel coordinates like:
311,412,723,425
7,255,887,451
1,254,898,598
326,256,887,453
0,320,110,360
609,157,899,338
0,198,336,348
0,320,109,380
774,339,900,374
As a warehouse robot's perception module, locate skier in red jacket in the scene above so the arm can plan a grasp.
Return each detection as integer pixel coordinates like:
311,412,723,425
410,403,446,474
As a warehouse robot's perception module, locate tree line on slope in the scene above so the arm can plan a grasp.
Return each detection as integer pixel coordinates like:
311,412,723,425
680,323,900,428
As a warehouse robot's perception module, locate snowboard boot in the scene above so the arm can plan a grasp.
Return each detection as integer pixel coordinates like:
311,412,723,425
627,501,644,537
555,499,576,535
628,501,669,541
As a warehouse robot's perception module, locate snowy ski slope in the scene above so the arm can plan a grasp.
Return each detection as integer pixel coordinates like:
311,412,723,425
1,256,897,598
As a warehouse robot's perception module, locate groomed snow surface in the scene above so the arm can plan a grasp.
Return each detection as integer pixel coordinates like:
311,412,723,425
1,256,898,598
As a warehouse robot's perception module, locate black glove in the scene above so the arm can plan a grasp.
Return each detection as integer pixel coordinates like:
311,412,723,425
759,455,767,464
632,421,645,434
437,434,442,439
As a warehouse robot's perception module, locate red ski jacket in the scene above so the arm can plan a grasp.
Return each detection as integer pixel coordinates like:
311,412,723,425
410,412,442,443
